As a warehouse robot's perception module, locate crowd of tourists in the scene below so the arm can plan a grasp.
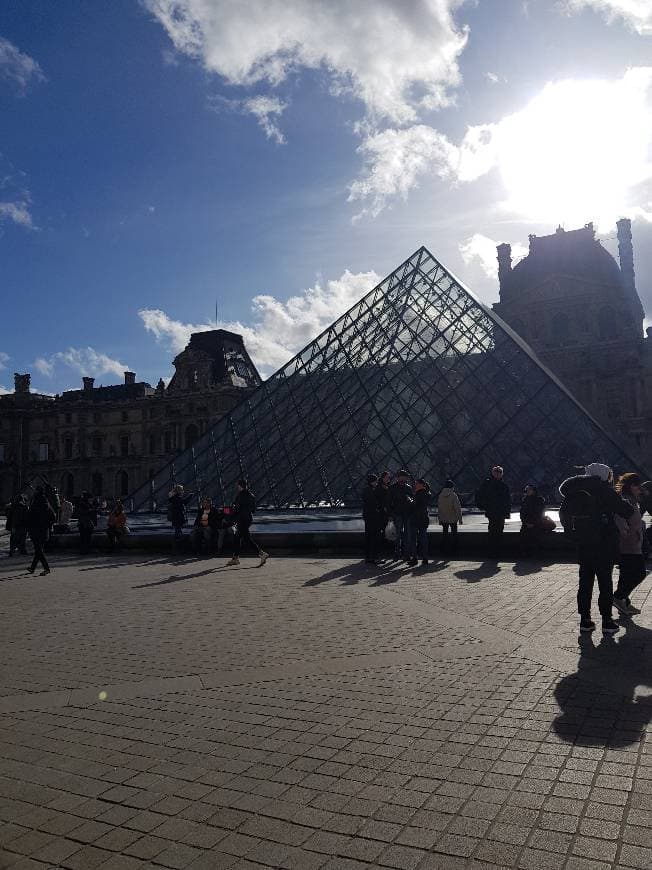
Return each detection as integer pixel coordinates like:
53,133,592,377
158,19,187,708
4,462,652,635
360,462,651,636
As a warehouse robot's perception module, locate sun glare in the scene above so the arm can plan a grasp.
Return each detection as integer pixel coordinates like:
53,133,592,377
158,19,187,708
494,70,652,229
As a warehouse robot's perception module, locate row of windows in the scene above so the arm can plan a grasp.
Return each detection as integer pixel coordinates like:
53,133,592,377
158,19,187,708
511,306,632,345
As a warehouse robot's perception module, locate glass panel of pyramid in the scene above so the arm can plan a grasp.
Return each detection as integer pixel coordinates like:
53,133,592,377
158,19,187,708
131,246,641,511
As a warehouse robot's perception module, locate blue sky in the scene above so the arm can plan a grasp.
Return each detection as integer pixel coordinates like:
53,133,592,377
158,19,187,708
2,0,652,393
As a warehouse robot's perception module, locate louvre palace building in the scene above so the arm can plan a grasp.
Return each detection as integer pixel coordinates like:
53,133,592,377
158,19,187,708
0,218,650,509
0,331,260,505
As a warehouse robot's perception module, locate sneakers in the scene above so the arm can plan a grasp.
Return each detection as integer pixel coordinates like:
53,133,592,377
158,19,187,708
40,569,50,576
579,618,596,633
421,559,429,566
226,557,240,566
26,568,35,575
626,600,641,615
602,618,620,635
259,551,269,567
613,596,629,615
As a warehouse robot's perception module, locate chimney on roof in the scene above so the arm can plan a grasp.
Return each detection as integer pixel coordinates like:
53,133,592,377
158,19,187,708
82,376,94,392
496,243,512,298
14,373,30,394
124,371,136,385
617,218,636,296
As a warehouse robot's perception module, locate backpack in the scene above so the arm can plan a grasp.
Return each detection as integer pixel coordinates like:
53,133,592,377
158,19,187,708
559,488,602,543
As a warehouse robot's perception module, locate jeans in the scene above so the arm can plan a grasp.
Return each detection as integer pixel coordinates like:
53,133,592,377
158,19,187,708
9,526,27,555
233,522,260,557
578,557,614,618
615,554,646,601
192,526,218,554
392,514,411,558
79,526,93,554
412,526,429,561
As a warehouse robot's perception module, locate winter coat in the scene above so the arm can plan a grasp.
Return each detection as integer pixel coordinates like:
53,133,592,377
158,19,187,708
437,488,462,525
193,506,223,530
558,474,633,562
388,481,413,516
376,484,390,521
362,486,383,523
520,494,545,527
5,499,28,532
614,496,644,555
411,489,430,529
475,477,511,519
233,489,256,526
167,493,187,528
27,493,56,535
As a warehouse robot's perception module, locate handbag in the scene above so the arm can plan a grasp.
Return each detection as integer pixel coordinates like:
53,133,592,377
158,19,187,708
539,515,556,532
385,519,397,542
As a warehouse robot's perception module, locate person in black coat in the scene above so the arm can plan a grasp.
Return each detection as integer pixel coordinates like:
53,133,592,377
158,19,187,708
388,470,413,560
362,474,383,564
27,487,56,575
167,485,188,546
475,466,511,551
77,491,97,555
559,462,633,634
408,479,431,566
519,484,545,554
226,480,268,567
6,494,29,556
192,496,223,555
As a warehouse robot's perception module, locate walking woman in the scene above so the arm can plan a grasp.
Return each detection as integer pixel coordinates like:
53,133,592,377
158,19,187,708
26,486,56,575
613,472,647,615
226,480,268,567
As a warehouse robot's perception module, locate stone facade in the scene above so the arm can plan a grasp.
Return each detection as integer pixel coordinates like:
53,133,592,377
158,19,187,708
493,219,652,471
0,329,260,505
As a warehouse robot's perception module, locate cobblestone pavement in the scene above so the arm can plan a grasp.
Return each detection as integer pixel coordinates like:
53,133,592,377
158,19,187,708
2,551,652,869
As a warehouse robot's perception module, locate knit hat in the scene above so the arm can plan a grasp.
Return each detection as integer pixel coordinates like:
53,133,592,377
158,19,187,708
585,462,611,481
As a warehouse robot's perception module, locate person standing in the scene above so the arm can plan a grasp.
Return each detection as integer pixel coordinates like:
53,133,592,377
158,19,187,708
6,494,29,556
559,462,633,634
613,473,647,616
192,496,221,555
107,501,128,553
226,480,268,567
475,466,511,552
376,470,391,552
362,474,382,564
408,479,431,566
77,491,97,555
26,486,55,575
388,470,413,561
519,484,546,555
437,479,463,552
167,485,188,550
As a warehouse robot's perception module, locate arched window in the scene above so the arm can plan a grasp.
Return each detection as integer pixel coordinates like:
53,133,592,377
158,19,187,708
185,424,199,449
598,306,618,340
60,472,74,499
117,470,129,497
91,472,103,496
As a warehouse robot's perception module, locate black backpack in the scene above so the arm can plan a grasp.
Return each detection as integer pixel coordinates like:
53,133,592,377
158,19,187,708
559,488,602,543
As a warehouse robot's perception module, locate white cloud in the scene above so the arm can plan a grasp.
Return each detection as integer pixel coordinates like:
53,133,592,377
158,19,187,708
0,385,11,395
485,72,502,84
566,0,652,34
34,347,130,380
0,200,34,229
348,125,458,219
144,0,467,124
243,95,287,144
0,36,45,94
460,233,528,280
139,268,381,377
349,68,652,227
0,352,8,370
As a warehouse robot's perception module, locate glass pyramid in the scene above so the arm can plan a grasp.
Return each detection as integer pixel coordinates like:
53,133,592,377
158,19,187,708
131,246,640,511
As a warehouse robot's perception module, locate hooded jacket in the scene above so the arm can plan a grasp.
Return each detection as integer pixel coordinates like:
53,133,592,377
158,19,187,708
437,488,463,525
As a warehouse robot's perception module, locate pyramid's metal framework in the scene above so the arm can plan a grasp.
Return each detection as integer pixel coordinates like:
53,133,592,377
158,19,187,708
130,246,640,511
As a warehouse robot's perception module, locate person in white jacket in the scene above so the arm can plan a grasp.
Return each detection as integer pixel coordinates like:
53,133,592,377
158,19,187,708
437,479,463,551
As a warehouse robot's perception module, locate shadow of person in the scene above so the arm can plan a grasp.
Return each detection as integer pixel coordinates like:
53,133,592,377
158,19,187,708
512,556,556,577
454,560,502,583
132,562,250,588
552,619,652,748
